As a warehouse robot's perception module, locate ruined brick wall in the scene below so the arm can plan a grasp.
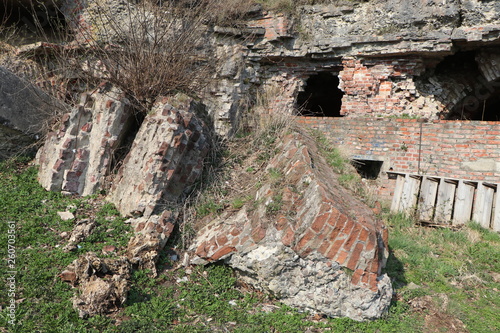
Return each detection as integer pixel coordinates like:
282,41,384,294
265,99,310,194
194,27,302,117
297,117,500,200
255,56,450,122
338,57,439,117
247,13,293,41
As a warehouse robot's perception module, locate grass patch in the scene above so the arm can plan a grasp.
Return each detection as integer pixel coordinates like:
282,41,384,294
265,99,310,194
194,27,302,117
383,213,500,332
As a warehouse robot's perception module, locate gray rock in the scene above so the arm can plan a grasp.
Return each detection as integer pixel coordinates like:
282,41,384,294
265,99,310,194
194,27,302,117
0,66,66,135
57,211,75,221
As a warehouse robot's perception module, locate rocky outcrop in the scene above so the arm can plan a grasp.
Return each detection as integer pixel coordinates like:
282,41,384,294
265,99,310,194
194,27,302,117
246,0,500,58
190,131,391,321
108,95,210,217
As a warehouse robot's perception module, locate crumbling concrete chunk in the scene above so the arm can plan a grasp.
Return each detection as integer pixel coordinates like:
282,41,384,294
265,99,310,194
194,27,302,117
108,94,210,217
126,210,177,276
190,132,392,321
37,83,135,195
59,252,131,318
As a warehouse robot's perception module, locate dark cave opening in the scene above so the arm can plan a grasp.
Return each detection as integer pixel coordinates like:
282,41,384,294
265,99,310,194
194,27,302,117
0,1,68,44
449,80,500,121
434,51,500,121
353,159,383,180
297,72,344,117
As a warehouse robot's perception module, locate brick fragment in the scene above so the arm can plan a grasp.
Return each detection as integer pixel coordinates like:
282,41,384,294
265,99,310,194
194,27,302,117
210,246,236,261
346,242,365,271
281,227,295,246
325,238,345,259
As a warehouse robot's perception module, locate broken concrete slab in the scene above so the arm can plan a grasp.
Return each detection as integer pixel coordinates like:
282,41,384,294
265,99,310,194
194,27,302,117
108,94,210,218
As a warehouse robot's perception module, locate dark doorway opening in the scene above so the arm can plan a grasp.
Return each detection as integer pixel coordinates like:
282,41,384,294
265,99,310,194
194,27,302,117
297,72,344,117
434,51,500,121
353,160,383,180
449,81,500,121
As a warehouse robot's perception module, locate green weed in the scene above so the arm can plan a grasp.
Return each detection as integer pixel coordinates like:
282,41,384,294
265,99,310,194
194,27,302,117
231,196,251,209
265,193,283,216
196,200,224,218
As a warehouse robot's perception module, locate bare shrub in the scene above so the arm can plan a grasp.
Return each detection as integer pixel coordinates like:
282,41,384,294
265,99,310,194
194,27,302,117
51,0,222,111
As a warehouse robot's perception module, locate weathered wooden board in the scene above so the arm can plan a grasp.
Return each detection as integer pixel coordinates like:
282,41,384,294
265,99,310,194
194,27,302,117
418,177,439,222
452,180,475,225
472,183,495,229
390,174,407,213
399,175,422,215
435,179,457,224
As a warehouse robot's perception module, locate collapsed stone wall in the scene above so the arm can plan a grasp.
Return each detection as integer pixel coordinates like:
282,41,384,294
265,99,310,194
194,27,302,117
191,132,391,321
26,0,500,321
36,84,210,218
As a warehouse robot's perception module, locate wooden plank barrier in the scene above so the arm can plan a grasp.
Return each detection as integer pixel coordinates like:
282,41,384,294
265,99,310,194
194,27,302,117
389,173,499,231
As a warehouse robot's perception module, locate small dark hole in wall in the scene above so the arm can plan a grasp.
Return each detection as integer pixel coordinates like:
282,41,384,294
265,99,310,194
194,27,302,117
353,160,383,180
297,72,344,117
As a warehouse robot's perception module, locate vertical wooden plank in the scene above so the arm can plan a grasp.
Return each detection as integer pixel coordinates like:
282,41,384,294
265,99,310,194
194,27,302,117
472,183,495,229
400,175,422,216
482,185,495,229
472,182,486,225
418,177,439,222
390,174,406,213
493,184,500,232
435,179,457,224
453,180,476,225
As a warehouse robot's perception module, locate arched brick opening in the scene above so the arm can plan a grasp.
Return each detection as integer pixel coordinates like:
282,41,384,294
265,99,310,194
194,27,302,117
296,72,344,117
447,75,500,121
433,51,500,121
